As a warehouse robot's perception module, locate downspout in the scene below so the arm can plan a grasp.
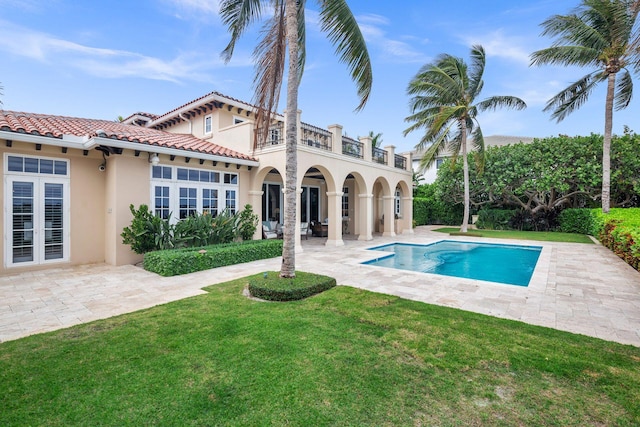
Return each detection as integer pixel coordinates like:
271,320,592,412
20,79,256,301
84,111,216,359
179,113,192,134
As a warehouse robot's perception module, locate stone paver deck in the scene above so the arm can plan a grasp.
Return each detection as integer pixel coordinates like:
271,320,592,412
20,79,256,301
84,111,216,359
1,226,639,346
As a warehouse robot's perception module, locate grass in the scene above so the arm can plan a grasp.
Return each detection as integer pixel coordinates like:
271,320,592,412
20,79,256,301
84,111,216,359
1,279,639,426
434,227,594,244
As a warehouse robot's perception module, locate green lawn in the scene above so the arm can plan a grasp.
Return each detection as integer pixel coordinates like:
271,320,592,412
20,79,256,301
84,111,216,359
1,279,638,426
434,227,594,243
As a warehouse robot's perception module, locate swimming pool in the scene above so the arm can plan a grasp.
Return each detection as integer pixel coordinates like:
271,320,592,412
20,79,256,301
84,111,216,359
363,240,542,286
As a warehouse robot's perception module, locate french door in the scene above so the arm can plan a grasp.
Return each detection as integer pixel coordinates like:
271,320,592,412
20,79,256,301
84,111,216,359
6,176,69,267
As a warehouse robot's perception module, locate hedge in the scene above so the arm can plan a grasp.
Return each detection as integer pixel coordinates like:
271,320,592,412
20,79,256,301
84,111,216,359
248,271,336,301
144,239,283,276
475,209,516,230
558,208,640,271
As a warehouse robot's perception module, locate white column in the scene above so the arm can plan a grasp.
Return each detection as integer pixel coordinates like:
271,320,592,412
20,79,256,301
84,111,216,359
402,196,414,234
325,191,344,247
295,188,304,253
358,193,373,241
383,195,396,237
329,124,343,155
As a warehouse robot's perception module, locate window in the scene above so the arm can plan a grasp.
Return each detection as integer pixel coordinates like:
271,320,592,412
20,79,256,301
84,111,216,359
226,190,237,215
300,186,321,223
395,189,402,218
270,128,280,145
436,158,445,169
233,116,245,125
202,189,218,217
204,115,212,134
262,183,282,221
150,165,239,222
179,187,197,219
342,186,349,217
4,154,69,267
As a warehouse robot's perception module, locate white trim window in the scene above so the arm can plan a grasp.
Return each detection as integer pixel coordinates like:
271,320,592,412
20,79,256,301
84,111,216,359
342,186,349,217
150,164,238,221
4,154,70,268
204,114,212,134
395,189,402,218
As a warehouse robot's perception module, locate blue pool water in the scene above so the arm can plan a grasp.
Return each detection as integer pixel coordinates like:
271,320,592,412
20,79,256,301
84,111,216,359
363,240,542,286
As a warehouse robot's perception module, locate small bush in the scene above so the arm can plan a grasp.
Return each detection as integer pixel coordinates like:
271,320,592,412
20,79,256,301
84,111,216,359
248,271,336,301
237,204,259,241
144,240,283,276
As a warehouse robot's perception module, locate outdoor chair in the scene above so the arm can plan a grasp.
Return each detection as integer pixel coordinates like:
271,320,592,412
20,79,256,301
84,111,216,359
300,222,309,240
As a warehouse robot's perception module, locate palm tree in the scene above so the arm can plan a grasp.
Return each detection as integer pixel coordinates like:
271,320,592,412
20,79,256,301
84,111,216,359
368,130,383,147
219,0,372,277
404,45,526,233
530,0,639,213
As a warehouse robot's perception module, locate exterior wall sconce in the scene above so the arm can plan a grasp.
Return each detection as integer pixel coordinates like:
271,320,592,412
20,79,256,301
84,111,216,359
148,153,160,166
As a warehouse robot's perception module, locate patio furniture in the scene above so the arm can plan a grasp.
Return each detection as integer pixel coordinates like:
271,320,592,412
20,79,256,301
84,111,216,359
300,222,309,240
262,221,279,239
310,220,328,237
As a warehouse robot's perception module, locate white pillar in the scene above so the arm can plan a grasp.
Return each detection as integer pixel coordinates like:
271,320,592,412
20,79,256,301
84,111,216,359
329,124,343,155
358,193,373,241
383,195,396,237
325,191,344,247
249,190,264,240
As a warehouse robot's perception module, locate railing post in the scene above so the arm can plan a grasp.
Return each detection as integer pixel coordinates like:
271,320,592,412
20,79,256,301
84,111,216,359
404,151,412,171
328,124,342,155
385,145,396,168
360,136,372,163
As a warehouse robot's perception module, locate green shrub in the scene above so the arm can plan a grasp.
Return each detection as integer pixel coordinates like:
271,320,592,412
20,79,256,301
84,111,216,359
121,204,174,254
476,209,515,230
594,208,640,271
558,209,597,234
248,271,336,301
144,240,283,276
237,204,259,241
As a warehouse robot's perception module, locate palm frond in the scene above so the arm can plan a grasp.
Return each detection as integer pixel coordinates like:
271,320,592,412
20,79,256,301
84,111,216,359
470,126,485,174
251,2,287,149
219,0,265,62
530,45,600,67
476,96,527,112
319,0,372,111
467,45,485,99
614,67,633,110
543,71,604,122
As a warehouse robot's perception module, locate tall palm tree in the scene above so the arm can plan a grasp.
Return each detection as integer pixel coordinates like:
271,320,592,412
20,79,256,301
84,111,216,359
219,0,372,277
368,130,383,148
530,0,639,213
404,45,526,233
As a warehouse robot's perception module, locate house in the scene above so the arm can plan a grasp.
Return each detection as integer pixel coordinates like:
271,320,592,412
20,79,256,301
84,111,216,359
408,135,535,184
0,91,413,273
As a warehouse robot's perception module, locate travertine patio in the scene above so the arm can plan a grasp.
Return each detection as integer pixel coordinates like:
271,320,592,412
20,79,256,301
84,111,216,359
1,226,639,346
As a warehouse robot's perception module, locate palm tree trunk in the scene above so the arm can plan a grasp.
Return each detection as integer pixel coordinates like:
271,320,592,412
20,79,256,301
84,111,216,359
281,0,299,278
602,72,615,214
460,121,469,233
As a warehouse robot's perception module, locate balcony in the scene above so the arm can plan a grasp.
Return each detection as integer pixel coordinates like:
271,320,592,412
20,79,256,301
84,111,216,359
256,122,284,149
342,136,363,159
301,122,332,151
372,147,387,165
394,154,407,170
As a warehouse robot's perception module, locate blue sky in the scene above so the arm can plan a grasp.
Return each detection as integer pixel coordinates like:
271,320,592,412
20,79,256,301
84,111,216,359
1,0,637,153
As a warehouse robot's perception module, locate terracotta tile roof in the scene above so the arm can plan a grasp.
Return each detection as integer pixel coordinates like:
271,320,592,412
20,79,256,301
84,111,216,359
151,91,259,124
0,110,256,161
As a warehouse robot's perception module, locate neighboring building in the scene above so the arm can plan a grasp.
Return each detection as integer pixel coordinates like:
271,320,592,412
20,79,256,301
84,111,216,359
408,135,535,184
0,91,412,273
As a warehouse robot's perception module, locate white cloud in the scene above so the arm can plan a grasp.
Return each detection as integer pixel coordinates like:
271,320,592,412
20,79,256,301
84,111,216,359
461,30,532,66
355,13,427,64
0,20,249,83
164,0,220,15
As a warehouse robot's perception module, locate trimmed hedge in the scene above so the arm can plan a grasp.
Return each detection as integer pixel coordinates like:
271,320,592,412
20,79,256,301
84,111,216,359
557,208,597,234
248,271,336,301
144,239,283,276
558,208,640,271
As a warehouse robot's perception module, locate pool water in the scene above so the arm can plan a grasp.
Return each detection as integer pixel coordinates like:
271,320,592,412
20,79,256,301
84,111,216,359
363,240,542,286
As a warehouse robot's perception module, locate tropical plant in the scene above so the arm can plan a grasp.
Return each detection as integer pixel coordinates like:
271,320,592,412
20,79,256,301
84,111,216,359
530,0,640,213
404,45,526,232
237,204,259,240
368,130,383,150
219,0,372,277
